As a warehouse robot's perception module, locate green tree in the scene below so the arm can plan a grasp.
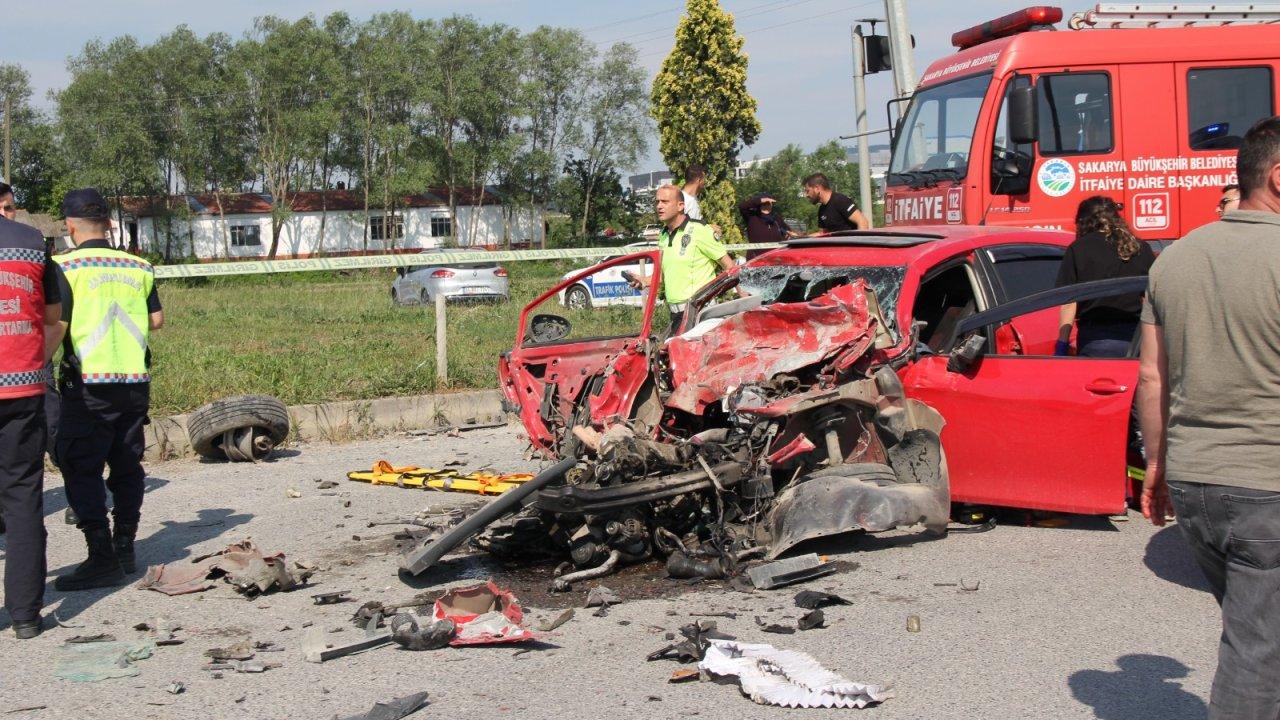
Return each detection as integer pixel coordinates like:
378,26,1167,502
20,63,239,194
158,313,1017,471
651,0,760,244
573,43,650,237
233,16,342,259
0,64,61,213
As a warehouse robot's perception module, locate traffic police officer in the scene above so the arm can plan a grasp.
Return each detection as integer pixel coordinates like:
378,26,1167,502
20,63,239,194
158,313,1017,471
0,180,62,637
53,189,163,592
631,184,737,333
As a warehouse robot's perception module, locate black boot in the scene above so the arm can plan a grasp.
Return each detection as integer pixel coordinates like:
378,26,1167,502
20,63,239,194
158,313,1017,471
54,527,124,591
113,523,138,574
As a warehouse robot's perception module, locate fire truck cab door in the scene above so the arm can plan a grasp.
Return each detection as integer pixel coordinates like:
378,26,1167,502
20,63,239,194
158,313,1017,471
1020,66,1124,234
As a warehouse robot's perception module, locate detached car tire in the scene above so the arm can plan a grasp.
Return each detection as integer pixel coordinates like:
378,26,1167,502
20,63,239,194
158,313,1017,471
187,394,291,462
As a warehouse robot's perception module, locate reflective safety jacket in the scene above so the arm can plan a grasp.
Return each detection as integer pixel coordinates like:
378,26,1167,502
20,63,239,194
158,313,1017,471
55,247,154,384
0,239,48,399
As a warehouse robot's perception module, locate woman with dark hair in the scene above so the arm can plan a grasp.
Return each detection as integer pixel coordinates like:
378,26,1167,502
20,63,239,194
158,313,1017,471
1055,195,1156,357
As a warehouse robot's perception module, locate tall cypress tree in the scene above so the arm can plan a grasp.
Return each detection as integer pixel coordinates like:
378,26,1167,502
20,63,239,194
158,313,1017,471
651,0,761,244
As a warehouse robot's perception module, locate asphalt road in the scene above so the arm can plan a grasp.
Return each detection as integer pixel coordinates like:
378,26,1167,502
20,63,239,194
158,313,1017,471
0,427,1218,719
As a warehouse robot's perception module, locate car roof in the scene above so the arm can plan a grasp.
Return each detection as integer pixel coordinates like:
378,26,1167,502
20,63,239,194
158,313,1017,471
749,225,1073,268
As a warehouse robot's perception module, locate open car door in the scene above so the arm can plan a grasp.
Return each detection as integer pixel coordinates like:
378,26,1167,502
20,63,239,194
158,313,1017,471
900,278,1146,515
499,251,662,456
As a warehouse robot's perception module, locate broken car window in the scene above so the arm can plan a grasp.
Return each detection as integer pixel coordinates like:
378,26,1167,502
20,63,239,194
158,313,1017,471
737,265,907,336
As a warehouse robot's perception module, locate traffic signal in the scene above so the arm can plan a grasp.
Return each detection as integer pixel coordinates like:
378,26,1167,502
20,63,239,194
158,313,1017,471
864,35,892,74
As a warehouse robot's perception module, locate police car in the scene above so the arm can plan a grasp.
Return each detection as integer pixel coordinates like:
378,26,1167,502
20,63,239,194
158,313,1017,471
557,242,656,309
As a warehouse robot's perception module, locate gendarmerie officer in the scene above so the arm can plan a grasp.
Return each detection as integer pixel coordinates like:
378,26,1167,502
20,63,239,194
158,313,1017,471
0,180,63,637
52,189,163,592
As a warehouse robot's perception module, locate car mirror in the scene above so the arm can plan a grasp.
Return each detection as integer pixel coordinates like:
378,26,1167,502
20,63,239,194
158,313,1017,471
947,334,986,373
1008,85,1038,145
527,313,572,345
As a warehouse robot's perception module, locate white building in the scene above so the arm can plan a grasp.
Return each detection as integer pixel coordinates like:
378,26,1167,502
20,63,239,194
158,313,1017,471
115,188,539,260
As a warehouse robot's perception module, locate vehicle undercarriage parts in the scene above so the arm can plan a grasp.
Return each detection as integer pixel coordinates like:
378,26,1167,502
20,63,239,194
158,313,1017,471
666,550,732,580
533,460,743,514
551,550,622,592
746,554,839,590
699,640,894,709
186,395,291,462
399,457,575,576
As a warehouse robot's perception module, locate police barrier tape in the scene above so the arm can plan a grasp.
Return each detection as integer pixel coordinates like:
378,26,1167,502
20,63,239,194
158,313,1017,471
152,243,785,279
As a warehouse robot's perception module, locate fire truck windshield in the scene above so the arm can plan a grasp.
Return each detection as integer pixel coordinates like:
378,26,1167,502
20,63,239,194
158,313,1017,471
888,73,992,187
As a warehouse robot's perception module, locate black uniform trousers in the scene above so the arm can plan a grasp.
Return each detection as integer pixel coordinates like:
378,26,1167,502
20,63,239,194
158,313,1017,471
56,383,149,532
0,395,48,624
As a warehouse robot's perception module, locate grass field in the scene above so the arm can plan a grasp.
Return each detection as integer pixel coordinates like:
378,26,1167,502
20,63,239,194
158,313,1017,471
148,260,658,416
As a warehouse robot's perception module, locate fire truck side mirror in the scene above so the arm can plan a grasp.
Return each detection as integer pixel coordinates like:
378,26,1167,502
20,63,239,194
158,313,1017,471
863,35,892,75
1008,85,1038,145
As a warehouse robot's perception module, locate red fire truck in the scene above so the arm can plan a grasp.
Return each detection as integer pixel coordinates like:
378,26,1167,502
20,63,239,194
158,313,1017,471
883,4,1280,240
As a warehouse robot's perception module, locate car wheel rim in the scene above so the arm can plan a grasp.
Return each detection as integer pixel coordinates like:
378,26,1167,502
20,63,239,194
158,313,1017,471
569,290,587,309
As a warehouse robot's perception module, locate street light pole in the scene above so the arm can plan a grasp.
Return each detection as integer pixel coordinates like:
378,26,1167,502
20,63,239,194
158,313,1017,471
884,0,917,99
851,25,875,227
3,94,10,185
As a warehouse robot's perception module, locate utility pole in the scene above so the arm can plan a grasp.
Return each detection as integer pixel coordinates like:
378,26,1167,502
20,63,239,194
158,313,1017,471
883,0,917,98
3,93,10,185
850,25,875,227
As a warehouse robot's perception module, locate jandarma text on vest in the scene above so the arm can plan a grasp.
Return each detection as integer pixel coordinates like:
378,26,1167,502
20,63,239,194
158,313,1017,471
86,272,143,291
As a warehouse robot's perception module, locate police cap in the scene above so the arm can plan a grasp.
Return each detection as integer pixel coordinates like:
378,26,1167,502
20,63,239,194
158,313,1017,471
62,188,111,220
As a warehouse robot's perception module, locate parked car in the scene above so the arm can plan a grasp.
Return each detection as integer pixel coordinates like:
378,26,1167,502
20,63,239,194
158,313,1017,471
392,249,509,305
556,241,656,309
640,224,662,240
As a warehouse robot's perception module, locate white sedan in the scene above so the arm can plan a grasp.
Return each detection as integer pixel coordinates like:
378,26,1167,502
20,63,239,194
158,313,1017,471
558,242,656,309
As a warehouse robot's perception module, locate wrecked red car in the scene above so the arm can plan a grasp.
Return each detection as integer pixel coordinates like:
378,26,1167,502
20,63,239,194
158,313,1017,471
402,228,1142,583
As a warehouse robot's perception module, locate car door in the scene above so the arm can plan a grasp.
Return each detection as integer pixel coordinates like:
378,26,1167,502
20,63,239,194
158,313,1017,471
900,277,1144,515
974,242,1069,355
499,251,661,454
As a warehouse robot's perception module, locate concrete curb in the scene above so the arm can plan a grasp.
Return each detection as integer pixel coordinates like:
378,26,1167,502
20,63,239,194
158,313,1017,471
145,389,507,462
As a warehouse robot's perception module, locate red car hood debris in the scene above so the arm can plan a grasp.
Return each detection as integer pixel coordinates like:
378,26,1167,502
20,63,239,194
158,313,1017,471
665,281,878,414
432,580,536,646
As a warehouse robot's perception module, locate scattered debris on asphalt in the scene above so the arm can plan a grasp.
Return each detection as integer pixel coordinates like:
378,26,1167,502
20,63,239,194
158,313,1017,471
584,586,620,608
165,681,185,695
302,626,392,663
54,641,155,683
755,617,795,635
906,615,922,633
64,634,117,644
138,539,313,598
205,640,255,662
312,591,352,605
669,669,700,683
338,690,430,720
960,579,981,592
389,615,455,651
797,609,825,631
647,621,728,663
204,660,280,674
286,488,302,499
432,581,535,646
794,590,850,609
747,554,839,590
536,609,574,632
134,617,183,646
698,640,893,709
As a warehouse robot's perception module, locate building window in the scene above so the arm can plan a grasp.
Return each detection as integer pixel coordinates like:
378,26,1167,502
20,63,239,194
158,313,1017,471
1187,67,1274,150
230,225,262,247
369,215,405,242
1036,72,1113,155
430,215,453,238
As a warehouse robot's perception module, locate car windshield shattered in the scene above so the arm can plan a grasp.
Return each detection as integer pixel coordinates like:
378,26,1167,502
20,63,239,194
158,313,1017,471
737,264,907,336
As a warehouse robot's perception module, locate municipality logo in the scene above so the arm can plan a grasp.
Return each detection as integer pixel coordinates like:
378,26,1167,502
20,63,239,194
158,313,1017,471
1037,159,1076,197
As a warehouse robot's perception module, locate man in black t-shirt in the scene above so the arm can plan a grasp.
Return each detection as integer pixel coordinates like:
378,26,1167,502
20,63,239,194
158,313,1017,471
803,173,869,234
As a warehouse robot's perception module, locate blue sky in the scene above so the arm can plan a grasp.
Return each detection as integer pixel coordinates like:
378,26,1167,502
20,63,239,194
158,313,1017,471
3,0,1054,172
